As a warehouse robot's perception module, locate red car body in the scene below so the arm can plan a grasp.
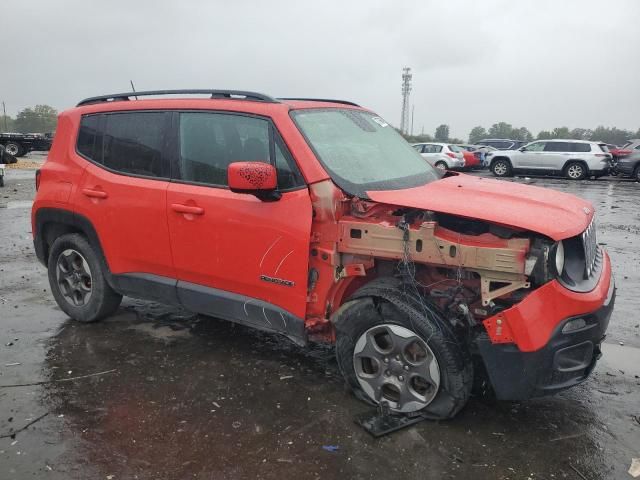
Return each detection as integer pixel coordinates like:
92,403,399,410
461,150,480,169
32,92,614,411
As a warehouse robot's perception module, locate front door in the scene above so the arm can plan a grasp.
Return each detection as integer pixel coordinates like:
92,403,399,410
516,141,547,168
166,111,312,340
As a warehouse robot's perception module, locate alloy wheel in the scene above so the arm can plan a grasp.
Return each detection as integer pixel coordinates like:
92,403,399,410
353,324,440,413
567,164,584,179
56,249,93,307
493,162,507,176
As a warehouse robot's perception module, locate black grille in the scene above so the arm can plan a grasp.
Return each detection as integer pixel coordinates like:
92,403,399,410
581,219,598,278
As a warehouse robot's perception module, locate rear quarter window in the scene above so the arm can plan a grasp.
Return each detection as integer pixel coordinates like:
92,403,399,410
570,143,592,153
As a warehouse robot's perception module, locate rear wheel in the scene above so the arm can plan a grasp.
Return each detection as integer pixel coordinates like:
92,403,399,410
335,295,472,419
491,158,512,177
47,233,122,322
4,142,23,157
564,162,587,180
634,165,640,182
434,161,447,171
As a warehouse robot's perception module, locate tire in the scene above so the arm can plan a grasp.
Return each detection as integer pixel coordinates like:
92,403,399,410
634,165,640,182
4,142,23,157
0,175,4,187
334,287,473,419
47,233,122,322
491,158,512,177
564,161,587,180
434,161,447,171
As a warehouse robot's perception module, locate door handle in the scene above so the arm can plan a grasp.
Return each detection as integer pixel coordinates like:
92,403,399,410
171,203,204,215
82,188,108,199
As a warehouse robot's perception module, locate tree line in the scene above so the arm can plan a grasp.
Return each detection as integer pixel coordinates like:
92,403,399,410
2,104,639,147
402,122,640,147
1,105,58,133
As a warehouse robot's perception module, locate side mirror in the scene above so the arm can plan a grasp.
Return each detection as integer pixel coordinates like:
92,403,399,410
518,147,526,152
228,161,280,201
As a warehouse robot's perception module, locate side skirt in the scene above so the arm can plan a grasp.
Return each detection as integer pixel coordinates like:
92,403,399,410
111,273,307,346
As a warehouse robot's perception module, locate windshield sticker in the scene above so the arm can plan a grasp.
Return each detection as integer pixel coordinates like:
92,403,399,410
371,116,389,128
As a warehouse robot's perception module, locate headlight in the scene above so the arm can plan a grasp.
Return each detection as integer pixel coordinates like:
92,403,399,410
552,241,565,276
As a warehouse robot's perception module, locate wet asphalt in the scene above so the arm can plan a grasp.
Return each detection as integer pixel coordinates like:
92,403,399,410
0,156,639,479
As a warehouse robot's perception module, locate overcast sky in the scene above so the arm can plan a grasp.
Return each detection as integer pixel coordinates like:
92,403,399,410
2,0,639,139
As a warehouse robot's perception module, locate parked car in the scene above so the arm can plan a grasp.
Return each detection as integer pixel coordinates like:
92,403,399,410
32,89,614,419
489,139,612,180
0,132,53,157
476,138,527,150
609,139,640,160
412,142,465,170
457,145,493,169
615,152,640,181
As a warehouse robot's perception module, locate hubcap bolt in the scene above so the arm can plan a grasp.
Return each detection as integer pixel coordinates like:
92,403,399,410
398,375,404,382
385,370,391,376
404,365,410,371
395,355,400,361
383,358,389,364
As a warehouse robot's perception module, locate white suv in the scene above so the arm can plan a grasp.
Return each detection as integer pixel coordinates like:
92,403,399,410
489,140,612,180
412,142,466,170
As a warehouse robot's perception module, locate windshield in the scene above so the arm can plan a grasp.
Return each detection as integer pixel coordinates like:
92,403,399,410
291,109,440,197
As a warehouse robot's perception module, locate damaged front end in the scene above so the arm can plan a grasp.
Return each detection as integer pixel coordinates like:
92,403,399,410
306,179,613,401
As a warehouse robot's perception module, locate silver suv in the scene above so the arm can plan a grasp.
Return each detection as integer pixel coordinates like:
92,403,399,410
489,139,612,180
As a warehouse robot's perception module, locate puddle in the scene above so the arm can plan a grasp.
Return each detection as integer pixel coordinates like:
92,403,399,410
600,342,640,377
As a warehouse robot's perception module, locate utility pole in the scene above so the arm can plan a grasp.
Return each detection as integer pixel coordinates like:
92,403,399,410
1,102,7,132
411,105,415,136
400,67,412,135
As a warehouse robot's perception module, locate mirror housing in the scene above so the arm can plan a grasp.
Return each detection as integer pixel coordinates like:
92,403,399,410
518,147,526,152
228,162,280,201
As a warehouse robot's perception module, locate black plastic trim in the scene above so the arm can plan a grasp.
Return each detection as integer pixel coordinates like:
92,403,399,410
476,277,615,401
176,280,306,345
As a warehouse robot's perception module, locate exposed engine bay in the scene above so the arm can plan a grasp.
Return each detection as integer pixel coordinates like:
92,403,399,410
306,180,559,340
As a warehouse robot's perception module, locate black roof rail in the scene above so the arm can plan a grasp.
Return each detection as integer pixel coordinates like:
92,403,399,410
278,97,360,107
77,89,278,107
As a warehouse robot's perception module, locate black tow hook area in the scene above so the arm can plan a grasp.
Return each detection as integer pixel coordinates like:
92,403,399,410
355,402,427,437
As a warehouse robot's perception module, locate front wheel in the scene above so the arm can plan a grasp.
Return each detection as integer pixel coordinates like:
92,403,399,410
47,233,122,322
491,158,512,177
335,295,473,419
634,165,640,182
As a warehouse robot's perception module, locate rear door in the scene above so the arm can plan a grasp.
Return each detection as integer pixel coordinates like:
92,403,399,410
166,111,312,337
74,111,177,302
542,142,570,170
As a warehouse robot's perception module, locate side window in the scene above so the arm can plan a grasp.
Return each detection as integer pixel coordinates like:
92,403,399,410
178,112,304,189
102,112,168,178
635,145,640,150
571,143,591,153
77,115,101,161
412,144,424,153
525,142,546,152
544,142,569,152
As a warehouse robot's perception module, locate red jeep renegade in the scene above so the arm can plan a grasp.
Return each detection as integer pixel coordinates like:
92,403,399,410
32,90,615,418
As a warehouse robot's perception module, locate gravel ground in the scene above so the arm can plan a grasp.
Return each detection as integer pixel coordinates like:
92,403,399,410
1,154,639,479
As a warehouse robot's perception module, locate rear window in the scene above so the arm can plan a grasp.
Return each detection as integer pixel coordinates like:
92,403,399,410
569,143,591,153
77,112,170,178
598,144,609,153
447,145,462,152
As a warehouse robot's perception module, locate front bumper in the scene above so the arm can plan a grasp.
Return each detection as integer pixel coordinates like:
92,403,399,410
477,275,615,400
